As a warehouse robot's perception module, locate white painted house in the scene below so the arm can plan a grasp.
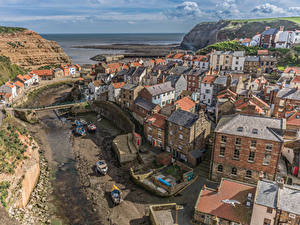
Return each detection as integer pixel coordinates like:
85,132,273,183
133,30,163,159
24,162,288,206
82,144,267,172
231,51,245,71
145,81,175,107
200,75,216,106
108,82,125,102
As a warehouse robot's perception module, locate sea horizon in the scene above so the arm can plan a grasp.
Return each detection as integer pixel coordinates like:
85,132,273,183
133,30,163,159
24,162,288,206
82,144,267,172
42,33,185,64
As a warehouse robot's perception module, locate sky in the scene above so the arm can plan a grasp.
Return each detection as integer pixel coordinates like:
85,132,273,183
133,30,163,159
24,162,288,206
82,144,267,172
0,0,300,33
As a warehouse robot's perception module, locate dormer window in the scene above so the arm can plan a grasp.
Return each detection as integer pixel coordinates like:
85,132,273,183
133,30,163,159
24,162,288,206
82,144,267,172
252,129,258,134
237,127,243,132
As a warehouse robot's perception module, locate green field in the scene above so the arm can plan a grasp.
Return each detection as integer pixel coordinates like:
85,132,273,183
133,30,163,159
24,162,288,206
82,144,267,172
230,17,300,24
0,26,26,34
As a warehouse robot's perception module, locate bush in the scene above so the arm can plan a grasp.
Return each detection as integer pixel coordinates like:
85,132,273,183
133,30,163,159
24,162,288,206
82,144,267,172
0,181,10,208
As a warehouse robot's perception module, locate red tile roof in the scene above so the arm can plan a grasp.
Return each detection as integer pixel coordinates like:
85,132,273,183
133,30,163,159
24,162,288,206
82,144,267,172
192,55,209,62
112,82,125,89
5,81,15,88
14,81,24,88
145,113,167,129
201,75,216,84
217,89,237,100
241,38,251,43
173,53,184,59
23,75,32,80
257,50,269,55
17,75,25,82
196,179,256,225
131,62,142,67
287,112,300,127
284,66,300,74
291,75,300,83
30,70,53,76
175,96,195,111
108,63,122,73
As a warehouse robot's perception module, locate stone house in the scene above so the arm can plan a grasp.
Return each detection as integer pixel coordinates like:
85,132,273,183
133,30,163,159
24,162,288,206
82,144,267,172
211,114,285,184
108,82,125,103
138,81,175,107
144,113,167,149
209,51,233,71
194,178,256,225
259,56,277,73
131,66,147,85
165,74,187,100
120,84,143,111
132,97,160,124
244,56,260,74
231,51,245,71
166,109,211,164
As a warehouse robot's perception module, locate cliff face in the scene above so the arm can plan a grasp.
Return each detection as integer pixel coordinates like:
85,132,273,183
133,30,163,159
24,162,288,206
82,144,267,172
0,29,71,69
181,18,300,51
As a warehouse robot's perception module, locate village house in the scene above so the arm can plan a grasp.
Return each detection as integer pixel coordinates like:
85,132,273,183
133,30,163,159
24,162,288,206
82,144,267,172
259,56,277,73
132,97,160,123
192,55,209,70
88,80,108,101
14,80,24,94
200,75,217,107
108,82,125,103
30,70,54,80
250,33,261,46
3,82,17,99
210,51,233,71
251,179,300,225
290,75,300,88
144,113,167,149
165,74,187,100
185,68,205,92
54,68,64,77
166,53,185,64
166,109,210,164
131,66,147,85
273,88,300,118
138,81,175,107
259,27,278,48
211,114,285,184
231,51,245,71
216,89,238,122
174,96,196,113
286,111,300,131
120,83,143,111
275,29,294,49
244,56,260,74
194,178,256,225
214,75,231,98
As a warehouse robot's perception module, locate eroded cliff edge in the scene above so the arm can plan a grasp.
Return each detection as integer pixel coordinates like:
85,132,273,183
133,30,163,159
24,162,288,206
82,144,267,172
0,27,71,69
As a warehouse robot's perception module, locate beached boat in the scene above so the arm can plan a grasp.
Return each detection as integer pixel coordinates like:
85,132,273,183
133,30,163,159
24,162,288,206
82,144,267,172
75,126,86,136
95,160,108,175
111,185,122,205
87,123,97,132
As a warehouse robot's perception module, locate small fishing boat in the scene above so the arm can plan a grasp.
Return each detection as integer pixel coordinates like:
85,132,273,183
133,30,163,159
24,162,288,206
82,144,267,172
111,185,122,205
87,123,97,132
75,126,86,136
95,160,108,175
74,120,82,127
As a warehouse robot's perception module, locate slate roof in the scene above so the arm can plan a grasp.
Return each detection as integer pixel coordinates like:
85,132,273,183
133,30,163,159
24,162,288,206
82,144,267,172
165,75,181,87
215,76,228,85
122,83,137,90
276,88,300,100
215,114,285,142
259,56,277,62
255,180,278,208
132,66,146,78
232,51,245,57
134,97,156,111
188,68,206,77
146,81,174,96
278,184,300,215
262,28,278,35
245,56,259,62
167,109,198,128
170,66,191,75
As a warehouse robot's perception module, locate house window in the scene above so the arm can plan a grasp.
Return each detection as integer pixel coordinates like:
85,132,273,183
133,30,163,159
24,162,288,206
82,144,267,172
179,126,183,130
237,127,243,132
263,153,271,165
266,144,273,151
178,145,182,150
233,148,240,160
231,167,237,175
246,170,252,178
235,138,241,145
205,89,210,94
221,136,227,143
158,133,162,139
250,140,257,148
217,165,223,172
219,146,225,157
267,207,273,214
252,129,258,134
248,151,255,162
179,134,183,140
170,130,173,135
263,218,271,225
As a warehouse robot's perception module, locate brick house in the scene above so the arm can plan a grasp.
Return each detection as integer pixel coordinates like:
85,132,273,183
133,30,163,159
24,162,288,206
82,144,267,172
286,111,300,131
120,83,143,111
211,114,285,184
259,27,278,48
144,113,167,149
132,97,160,123
194,178,256,225
185,68,205,92
200,75,217,106
273,88,300,118
244,56,260,74
166,109,211,164
259,56,277,73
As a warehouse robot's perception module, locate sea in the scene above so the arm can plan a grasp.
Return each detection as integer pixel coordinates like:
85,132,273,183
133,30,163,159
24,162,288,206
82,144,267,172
41,33,184,65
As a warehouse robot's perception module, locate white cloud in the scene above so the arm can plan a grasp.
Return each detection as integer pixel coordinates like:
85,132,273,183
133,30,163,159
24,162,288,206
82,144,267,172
168,1,203,19
288,6,300,13
215,0,240,19
251,3,285,14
